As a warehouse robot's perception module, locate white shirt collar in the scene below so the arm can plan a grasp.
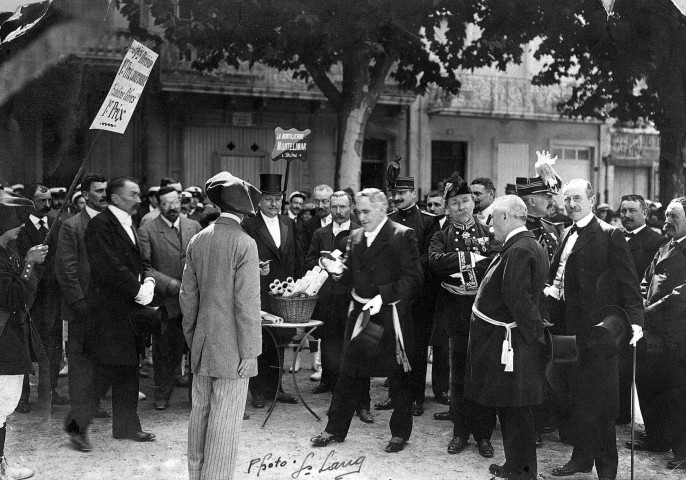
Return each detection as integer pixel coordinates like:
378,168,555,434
219,212,241,223
321,213,332,227
333,219,351,233
108,205,132,227
676,235,686,244
504,225,528,245
85,206,100,218
364,216,388,245
159,214,180,230
262,213,279,225
29,214,47,228
287,210,297,220
625,224,646,235
574,212,595,229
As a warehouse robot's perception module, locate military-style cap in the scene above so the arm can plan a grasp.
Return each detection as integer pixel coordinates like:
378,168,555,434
288,191,306,202
515,176,555,197
185,186,202,196
391,177,415,191
442,171,472,199
49,187,67,195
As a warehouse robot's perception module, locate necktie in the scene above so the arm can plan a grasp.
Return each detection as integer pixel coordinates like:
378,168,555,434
171,224,181,244
668,240,677,251
569,223,583,236
37,219,48,242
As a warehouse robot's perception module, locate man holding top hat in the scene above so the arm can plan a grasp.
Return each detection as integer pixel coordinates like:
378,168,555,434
380,167,440,416
242,174,302,408
428,172,498,458
181,171,263,480
311,188,422,453
545,178,643,480
465,195,549,480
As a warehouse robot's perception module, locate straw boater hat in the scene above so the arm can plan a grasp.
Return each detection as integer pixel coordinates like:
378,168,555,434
205,171,261,217
0,190,34,235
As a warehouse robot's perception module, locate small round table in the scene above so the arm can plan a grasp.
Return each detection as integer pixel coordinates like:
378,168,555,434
260,319,323,428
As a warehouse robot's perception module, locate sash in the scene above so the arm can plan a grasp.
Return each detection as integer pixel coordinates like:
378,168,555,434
350,289,411,372
472,305,517,372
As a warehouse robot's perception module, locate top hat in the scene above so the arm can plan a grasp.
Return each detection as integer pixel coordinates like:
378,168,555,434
0,190,34,235
587,305,631,359
259,174,283,195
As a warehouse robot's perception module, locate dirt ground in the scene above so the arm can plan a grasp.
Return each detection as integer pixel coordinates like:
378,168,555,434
5,356,682,480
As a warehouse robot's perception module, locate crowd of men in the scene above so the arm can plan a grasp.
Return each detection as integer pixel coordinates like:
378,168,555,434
0,151,685,480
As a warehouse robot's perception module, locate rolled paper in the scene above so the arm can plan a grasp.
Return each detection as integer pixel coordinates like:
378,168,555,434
286,277,294,284
269,285,280,295
282,286,295,298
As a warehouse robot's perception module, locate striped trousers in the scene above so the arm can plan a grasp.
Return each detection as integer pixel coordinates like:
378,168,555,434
188,375,248,480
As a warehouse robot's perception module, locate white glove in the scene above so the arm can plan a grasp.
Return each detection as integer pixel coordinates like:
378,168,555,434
362,294,383,316
135,280,155,305
629,324,643,346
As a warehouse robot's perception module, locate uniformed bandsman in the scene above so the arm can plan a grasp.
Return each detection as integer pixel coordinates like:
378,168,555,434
428,172,499,459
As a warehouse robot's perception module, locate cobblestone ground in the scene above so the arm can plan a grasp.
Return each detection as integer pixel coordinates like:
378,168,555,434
5,355,682,480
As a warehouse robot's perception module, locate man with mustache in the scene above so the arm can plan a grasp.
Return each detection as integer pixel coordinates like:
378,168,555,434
378,175,442,416
615,194,666,426
300,184,334,256
631,197,686,470
56,173,111,452
15,184,67,411
138,186,202,411
546,179,643,480
470,178,496,226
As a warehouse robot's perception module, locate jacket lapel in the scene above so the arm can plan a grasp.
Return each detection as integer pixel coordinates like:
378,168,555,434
655,239,686,267
255,213,281,259
79,210,90,231
107,209,138,251
360,220,391,267
570,216,598,254
278,215,289,255
157,216,181,252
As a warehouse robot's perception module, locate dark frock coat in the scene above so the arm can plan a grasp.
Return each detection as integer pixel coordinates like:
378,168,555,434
84,209,154,365
627,226,667,282
465,231,549,408
0,246,39,375
338,219,422,378
428,218,497,339
242,212,303,313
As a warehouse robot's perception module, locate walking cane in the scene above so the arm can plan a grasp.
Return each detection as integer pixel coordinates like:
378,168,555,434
631,344,636,480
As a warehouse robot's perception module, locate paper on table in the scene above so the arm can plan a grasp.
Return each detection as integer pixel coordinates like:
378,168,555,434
260,311,284,324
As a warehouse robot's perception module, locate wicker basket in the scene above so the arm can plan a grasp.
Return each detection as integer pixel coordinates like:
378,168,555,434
269,294,318,323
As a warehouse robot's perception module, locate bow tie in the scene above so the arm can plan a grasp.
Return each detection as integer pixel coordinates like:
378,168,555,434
570,223,585,236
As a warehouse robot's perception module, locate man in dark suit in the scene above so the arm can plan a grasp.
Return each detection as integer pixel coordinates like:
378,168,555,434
139,186,202,411
382,176,441,416
55,173,109,452
310,188,422,453
15,183,66,410
429,174,498,458
616,194,666,425
242,174,302,408
299,184,334,258
546,179,643,480
304,192,364,406
466,195,549,480
631,197,686,469
85,176,156,443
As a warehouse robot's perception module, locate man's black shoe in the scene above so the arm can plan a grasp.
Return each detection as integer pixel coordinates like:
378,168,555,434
312,384,331,394
277,392,299,404
489,463,512,477
625,438,670,452
251,396,265,409
357,409,374,423
447,436,468,454
154,400,169,411
384,437,406,453
113,431,156,442
478,439,494,458
374,398,393,410
667,457,686,469
311,433,344,447
411,401,424,416
551,460,593,476
433,411,451,420
435,392,450,405
69,432,93,452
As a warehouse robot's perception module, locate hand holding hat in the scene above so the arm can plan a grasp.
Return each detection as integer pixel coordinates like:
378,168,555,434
629,324,643,346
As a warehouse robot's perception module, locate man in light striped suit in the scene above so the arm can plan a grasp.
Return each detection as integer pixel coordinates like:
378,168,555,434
180,171,263,480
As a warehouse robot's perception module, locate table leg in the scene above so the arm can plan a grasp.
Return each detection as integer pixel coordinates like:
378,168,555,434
291,325,321,421
261,326,282,428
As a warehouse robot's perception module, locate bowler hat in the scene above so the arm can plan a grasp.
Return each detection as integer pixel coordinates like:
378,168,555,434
259,174,283,195
0,191,34,235
205,171,261,217
587,305,631,359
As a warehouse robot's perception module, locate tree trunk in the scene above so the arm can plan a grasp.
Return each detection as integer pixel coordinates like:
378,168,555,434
658,126,686,205
336,99,372,190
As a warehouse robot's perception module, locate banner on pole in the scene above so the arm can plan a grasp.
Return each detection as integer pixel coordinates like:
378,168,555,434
271,127,311,162
673,0,686,16
90,40,158,134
